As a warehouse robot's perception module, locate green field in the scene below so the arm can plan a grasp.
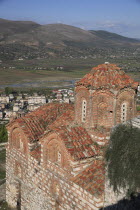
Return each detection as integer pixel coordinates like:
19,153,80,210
0,57,140,90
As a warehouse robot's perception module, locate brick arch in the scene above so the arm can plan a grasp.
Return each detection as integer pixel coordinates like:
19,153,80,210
47,140,61,163
11,127,20,149
75,86,90,124
92,90,115,104
92,91,114,128
97,102,108,126
42,134,71,169
120,101,128,123
10,127,28,154
116,88,135,98
116,89,135,124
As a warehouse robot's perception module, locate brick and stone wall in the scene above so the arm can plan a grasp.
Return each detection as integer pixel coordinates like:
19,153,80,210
115,88,136,124
75,86,136,131
6,64,138,209
6,143,104,210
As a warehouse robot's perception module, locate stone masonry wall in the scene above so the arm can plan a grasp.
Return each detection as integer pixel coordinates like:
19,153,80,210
6,145,104,210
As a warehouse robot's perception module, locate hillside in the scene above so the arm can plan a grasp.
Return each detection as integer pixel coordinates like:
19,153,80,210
89,30,139,46
0,19,140,61
0,18,40,41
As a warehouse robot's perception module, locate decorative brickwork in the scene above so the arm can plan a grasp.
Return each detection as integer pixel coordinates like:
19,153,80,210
75,63,138,136
6,63,138,209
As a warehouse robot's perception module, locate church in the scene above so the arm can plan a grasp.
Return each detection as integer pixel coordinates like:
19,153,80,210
6,63,138,209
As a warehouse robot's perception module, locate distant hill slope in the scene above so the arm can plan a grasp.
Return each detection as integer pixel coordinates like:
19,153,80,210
89,30,139,43
0,18,40,38
0,18,140,60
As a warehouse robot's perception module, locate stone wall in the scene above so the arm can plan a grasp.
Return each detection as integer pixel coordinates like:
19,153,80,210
6,145,104,210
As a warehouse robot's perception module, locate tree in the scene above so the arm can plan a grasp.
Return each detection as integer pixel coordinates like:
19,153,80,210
0,125,8,143
5,87,13,95
105,124,140,196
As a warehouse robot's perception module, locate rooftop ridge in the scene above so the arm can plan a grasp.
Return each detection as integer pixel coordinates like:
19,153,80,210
92,63,121,71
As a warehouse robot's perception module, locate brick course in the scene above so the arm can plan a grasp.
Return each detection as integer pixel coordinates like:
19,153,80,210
6,63,138,209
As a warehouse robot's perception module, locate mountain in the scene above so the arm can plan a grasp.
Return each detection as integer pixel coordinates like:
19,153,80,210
0,18,140,60
89,30,139,45
0,18,40,40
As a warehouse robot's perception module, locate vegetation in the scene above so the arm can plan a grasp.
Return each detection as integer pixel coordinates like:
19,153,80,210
0,149,6,163
136,105,140,111
106,124,140,197
0,200,16,210
0,56,140,90
0,125,8,143
0,166,5,180
0,19,140,89
5,87,14,95
103,193,140,210
0,149,6,180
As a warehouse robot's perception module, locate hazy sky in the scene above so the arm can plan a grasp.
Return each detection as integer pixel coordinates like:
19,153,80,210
0,0,140,38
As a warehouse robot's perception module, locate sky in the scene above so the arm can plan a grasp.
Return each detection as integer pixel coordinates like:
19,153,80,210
0,0,140,38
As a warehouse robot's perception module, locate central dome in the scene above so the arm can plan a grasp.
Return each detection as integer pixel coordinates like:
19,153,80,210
76,63,138,90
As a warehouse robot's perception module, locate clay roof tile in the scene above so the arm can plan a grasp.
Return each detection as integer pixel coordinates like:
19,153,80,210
76,63,138,90
14,103,74,143
71,160,105,196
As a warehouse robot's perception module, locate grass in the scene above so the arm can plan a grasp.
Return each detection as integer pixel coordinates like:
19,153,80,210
0,57,140,89
0,57,105,88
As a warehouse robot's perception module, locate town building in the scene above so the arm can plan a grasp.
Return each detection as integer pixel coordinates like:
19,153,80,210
28,94,46,105
131,115,140,128
0,95,9,104
4,110,13,120
0,111,3,120
27,94,46,111
6,63,138,209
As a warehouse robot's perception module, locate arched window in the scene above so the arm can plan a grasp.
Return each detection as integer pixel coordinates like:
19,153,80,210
121,102,127,123
47,144,55,161
46,143,62,165
20,139,24,151
57,151,61,164
82,99,87,122
11,129,20,149
97,102,108,126
11,129,27,153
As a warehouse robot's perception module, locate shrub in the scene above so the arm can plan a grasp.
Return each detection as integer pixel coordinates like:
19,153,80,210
106,124,140,196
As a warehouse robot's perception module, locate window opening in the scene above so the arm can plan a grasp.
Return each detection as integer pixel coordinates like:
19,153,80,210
58,151,61,163
82,100,87,122
121,103,127,123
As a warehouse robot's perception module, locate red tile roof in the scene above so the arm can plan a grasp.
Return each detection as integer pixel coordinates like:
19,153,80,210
76,63,138,90
9,102,100,161
71,160,105,196
9,103,74,142
49,126,100,161
36,107,100,160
